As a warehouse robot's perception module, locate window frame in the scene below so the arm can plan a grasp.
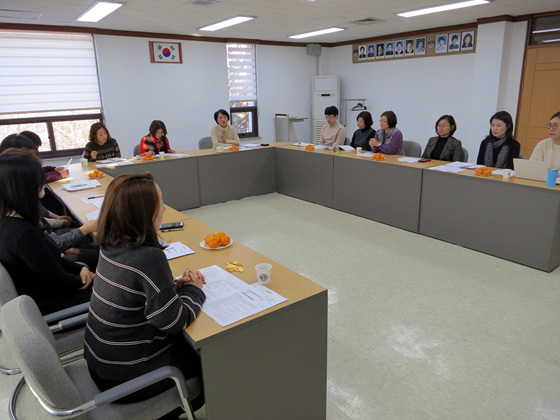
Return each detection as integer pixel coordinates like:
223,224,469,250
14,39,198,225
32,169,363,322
230,105,259,138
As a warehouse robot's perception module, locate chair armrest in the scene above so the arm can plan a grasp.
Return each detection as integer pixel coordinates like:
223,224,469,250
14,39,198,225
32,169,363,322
49,313,89,333
43,303,89,324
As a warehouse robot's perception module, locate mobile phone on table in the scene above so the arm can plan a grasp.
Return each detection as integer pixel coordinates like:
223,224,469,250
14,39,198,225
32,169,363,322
418,158,431,163
159,221,184,230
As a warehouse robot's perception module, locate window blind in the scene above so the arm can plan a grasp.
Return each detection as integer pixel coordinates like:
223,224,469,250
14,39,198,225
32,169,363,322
226,43,257,103
0,31,101,114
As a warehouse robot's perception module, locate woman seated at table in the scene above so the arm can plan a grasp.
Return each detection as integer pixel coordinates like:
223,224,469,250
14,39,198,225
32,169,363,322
211,109,240,148
0,152,93,315
370,110,404,155
476,111,520,169
530,111,560,169
139,120,176,155
19,131,70,182
350,111,375,151
83,122,121,161
422,115,464,161
84,172,206,414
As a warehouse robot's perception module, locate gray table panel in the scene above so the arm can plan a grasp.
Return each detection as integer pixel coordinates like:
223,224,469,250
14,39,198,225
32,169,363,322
419,170,560,271
198,291,328,420
101,157,200,210
333,158,423,232
275,148,334,207
198,148,275,206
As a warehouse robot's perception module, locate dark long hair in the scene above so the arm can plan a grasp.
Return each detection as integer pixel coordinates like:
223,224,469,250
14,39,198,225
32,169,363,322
357,111,373,129
0,152,45,227
0,134,38,153
488,111,514,139
95,172,163,249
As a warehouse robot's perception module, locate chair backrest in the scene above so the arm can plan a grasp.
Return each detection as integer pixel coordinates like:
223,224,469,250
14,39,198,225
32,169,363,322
462,147,469,162
0,262,18,310
1,295,84,413
402,141,422,157
198,137,213,150
133,144,140,156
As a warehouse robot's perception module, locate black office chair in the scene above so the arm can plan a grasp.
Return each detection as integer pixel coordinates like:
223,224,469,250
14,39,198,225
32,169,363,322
133,144,140,156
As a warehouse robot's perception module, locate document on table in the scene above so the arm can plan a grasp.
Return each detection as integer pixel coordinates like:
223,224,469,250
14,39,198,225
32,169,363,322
397,157,420,163
80,196,104,208
428,162,470,173
199,265,287,327
96,161,134,168
163,153,190,158
240,143,261,148
63,180,102,191
339,145,354,151
163,242,195,260
356,152,375,158
96,158,128,163
86,209,100,220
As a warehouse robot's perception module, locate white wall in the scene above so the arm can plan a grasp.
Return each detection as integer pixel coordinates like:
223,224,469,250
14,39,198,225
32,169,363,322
94,36,317,155
318,21,528,161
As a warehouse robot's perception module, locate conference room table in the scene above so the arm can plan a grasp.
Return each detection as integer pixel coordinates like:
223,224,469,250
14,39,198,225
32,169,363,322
49,164,328,420
93,144,560,271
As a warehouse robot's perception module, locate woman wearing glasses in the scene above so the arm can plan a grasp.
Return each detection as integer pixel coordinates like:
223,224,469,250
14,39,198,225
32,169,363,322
422,115,464,161
530,111,560,169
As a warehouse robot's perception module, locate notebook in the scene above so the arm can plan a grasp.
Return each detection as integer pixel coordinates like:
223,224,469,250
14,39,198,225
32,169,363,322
513,159,551,182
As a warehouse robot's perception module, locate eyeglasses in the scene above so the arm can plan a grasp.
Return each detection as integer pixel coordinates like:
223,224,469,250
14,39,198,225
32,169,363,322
546,123,559,130
437,124,450,128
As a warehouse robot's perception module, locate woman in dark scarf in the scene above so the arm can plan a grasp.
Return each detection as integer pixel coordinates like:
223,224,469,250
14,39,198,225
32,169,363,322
476,111,520,169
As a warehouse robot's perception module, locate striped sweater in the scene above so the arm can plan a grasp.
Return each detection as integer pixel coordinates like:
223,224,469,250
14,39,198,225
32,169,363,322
84,245,206,382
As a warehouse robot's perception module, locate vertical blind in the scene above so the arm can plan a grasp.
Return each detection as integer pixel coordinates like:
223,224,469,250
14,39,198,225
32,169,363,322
226,43,257,103
0,30,101,114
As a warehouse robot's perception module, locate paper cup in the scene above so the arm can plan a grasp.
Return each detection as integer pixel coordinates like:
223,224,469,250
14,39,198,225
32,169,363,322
80,158,88,167
547,169,558,187
255,263,272,285
356,147,362,154
502,169,511,179
160,152,165,158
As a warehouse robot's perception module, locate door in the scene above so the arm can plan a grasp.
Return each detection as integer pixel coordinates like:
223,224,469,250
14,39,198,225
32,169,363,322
516,44,560,158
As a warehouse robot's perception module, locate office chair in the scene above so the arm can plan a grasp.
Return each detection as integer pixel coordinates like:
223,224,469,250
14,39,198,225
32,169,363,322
402,140,422,157
133,144,140,156
462,147,469,162
0,262,89,419
198,137,213,150
2,295,201,420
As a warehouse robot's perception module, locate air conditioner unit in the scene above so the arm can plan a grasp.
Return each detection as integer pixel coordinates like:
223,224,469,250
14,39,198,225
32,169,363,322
312,76,339,144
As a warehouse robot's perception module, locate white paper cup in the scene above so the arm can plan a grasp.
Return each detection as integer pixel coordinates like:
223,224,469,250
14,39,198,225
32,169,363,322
159,152,165,158
255,263,272,285
356,147,362,154
80,158,88,166
502,169,511,179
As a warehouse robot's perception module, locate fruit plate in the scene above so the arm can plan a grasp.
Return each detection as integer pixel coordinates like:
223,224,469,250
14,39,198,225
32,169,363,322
474,172,492,177
371,156,387,161
88,173,105,178
199,239,234,250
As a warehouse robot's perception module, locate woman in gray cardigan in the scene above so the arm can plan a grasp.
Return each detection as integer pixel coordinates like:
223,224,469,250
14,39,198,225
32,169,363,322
422,115,464,161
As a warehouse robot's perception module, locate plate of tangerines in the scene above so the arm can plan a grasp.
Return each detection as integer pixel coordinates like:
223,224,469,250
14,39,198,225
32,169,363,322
200,232,233,250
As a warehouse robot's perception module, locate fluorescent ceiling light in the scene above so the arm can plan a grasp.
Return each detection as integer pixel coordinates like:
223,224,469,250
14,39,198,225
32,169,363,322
398,0,491,18
542,39,560,43
533,28,560,34
76,1,123,22
289,27,344,39
198,16,254,31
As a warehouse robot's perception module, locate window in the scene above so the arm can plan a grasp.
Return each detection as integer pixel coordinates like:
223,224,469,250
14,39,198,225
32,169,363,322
530,14,560,45
226,43,258,138
0,30,102,156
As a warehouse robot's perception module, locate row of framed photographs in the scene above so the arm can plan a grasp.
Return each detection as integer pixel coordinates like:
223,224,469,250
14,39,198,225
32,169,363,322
355,30,475,61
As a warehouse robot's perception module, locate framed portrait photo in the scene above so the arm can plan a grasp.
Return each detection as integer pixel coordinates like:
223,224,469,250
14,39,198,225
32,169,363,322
461,31,475,51
149,41,183,64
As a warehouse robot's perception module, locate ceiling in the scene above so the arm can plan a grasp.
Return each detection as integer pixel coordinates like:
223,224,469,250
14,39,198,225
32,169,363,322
0,0,558,44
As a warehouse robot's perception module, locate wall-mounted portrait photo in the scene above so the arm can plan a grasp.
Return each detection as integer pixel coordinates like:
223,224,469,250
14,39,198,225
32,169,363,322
395,40,404,56
367,44,376,59
449,33,461,51
461,31,475,51
415,37,426,55
376,43,385,59
405,39,415,56
358,45,367,60
436,34,448,54
385,41,394,57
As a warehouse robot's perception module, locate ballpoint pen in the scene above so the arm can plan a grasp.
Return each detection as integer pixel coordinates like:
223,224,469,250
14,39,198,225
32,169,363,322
87,195,105,199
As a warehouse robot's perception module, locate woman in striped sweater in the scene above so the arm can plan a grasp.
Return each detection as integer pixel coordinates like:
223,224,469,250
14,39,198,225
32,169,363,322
84,173,206,417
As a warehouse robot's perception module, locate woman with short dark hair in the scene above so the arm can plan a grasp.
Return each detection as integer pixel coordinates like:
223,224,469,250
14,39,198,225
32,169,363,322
0,152,93,315
350,111,375,151
211,108,240,148
84,172,206,414
83,122,121,161
370,110,404,155
422,115,464,161
139,120,176,155
476,111,520,169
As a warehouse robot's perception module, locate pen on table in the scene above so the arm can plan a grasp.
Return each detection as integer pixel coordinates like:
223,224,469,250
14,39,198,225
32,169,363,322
161,228,184,232
87,195,105,199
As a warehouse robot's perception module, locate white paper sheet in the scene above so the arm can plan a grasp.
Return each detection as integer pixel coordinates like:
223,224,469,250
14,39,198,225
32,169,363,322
80,196,104,208
63,180,102,191
86,209,100,220
428,164,465,173
199,265,287,327
96,158,128,163
240,143,261,148
162,242,195,260
397,157,420,163
339,145,354,151
96,161,134,168
356,152,375,158
162,153,189,157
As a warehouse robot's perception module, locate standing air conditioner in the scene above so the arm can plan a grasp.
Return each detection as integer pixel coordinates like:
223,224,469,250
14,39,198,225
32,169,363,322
312,76,340,144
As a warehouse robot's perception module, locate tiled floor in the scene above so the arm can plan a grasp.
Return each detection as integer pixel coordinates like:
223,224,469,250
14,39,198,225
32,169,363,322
2,192,560,419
